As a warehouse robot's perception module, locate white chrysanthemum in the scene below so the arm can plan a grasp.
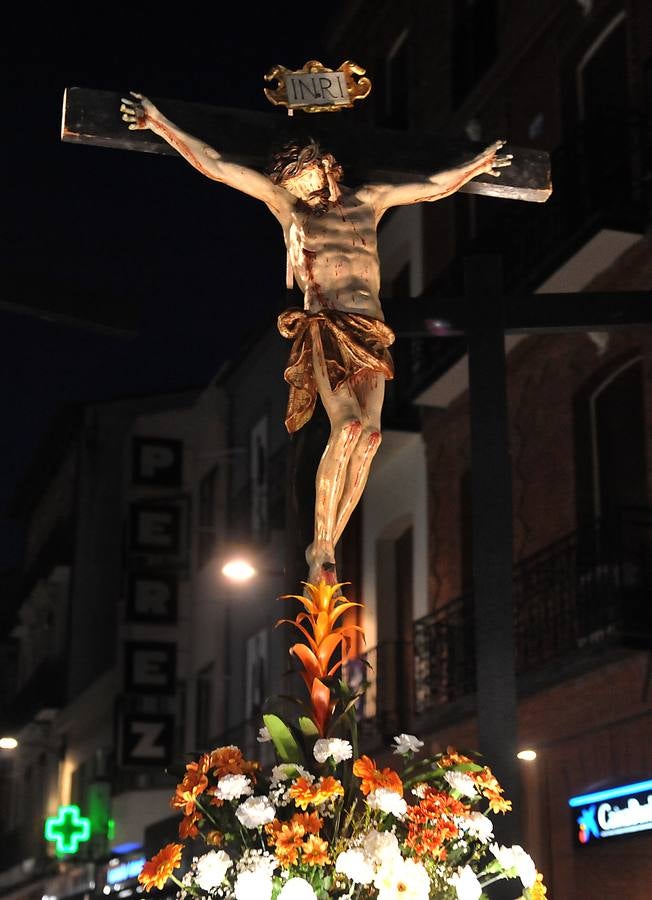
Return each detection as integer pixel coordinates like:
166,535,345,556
362,828,401,865
216,774,253,800
374,857,430,900
277,876,318,899
194,850,232,891
444,770,478,798
411,783,427,799
313,737,353,764
257,726,272,743
270,764,311,786
392,733,424,755
234,869,273,900
366,787,408,818
335,849,375,885
235,795,276,828
490,844,537,888
457,811,494,843
448,865,482,900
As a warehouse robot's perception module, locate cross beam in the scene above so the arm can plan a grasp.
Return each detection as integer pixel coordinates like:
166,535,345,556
61,88,551,203
384,290,652,337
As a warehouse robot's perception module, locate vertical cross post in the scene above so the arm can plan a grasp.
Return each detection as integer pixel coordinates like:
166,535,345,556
465,256,522,855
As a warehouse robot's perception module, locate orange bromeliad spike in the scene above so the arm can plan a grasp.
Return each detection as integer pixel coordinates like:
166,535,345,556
278,580,364,736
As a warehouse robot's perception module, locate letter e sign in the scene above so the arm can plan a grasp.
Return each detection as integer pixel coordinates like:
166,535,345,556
124,641,176,694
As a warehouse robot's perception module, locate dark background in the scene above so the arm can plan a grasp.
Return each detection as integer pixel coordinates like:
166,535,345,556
2,4,350,567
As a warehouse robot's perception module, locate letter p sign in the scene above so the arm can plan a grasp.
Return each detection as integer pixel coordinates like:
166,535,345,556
132,437,182,486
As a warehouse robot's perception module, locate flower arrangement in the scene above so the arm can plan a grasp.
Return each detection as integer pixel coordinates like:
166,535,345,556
139,582,547,899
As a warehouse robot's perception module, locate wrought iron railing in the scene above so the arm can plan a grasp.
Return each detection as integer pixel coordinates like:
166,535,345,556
354,510,652,724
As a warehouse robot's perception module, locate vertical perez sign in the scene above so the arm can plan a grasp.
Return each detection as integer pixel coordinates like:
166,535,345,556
570,779,652,844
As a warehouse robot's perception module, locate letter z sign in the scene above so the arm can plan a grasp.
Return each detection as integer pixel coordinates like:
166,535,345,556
121,713,174,766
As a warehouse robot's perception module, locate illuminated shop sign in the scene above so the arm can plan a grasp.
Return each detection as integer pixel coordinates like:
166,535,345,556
44,805,91,855
107,858,146,885
569,779,652,843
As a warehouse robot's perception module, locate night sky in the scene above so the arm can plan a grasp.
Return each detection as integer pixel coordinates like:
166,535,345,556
2,4,350,567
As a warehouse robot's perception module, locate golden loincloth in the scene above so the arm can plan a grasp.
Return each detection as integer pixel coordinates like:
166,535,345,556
277,308,395,433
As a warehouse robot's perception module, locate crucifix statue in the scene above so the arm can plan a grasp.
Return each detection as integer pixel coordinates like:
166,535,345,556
119,87,512,586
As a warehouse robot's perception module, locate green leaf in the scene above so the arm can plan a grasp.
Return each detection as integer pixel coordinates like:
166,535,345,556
262,713,304,764
298,716,320,738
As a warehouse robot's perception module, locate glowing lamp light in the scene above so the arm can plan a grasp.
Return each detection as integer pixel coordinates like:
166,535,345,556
44,804,91,855
517,749,537,762
0,737,18,750
222,559,257,582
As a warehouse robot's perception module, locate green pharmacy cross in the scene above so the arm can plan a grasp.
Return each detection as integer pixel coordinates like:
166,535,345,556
44,805,91,855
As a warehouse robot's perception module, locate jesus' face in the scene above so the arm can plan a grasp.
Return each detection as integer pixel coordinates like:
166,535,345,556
281,160,332,208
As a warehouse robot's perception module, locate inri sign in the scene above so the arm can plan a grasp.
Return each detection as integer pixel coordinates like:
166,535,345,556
569,779,652,843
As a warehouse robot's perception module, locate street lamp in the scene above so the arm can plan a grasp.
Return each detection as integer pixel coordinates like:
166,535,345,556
0,737,19,750
221,558,257,582
517,749,537,762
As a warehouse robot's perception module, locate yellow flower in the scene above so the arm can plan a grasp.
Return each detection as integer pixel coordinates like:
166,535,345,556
138,843,183,892
527,872,547,899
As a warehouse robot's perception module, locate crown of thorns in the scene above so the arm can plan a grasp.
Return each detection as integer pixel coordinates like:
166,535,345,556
267,139,343,184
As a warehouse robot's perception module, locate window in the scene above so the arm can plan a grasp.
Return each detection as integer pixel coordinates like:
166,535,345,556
245,630,268,723
574,356,646,555
451,0,498,107
575,13,629,207
384,30,409,129
198,465,219,567
250,417,269,543
195,664,213,749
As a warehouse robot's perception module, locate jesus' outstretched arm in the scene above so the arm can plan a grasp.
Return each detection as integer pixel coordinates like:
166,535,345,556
361,140,513,220
120,92,290,220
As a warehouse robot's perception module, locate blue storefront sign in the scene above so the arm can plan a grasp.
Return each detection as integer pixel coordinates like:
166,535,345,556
569,779,652,844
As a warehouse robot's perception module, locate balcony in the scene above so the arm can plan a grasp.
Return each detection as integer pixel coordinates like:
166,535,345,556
352,510,652,739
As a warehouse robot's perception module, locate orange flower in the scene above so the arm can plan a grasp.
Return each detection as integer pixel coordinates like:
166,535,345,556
405,788,467,859
203,745,259,778
273,820,305,867
474,768,512,813
171,764,208,816
265,819,283,846
292,811,323,834
353,756,403,796
279,581,363,736
178,809,202,839
206,830,223,846
138,843,183,892
440,747,474,767
289,775,344,809
302,834,330,866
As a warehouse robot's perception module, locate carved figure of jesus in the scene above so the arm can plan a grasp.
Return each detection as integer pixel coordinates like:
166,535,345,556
121,93,511,584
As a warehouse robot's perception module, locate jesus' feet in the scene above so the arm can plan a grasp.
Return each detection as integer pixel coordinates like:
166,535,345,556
305,542,338,587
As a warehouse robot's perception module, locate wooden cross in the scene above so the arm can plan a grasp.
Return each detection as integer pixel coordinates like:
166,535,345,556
60,86,554,839
61,87,551,202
